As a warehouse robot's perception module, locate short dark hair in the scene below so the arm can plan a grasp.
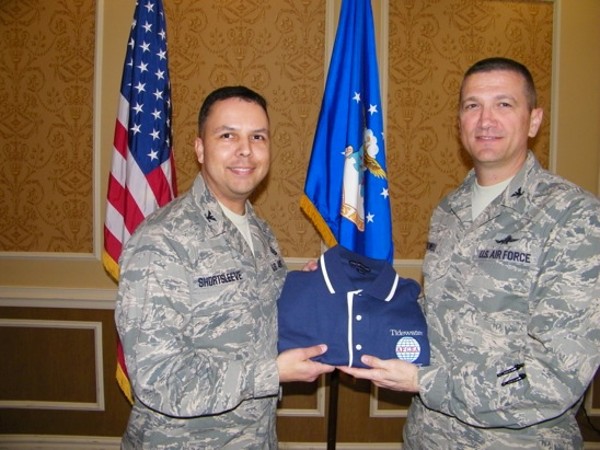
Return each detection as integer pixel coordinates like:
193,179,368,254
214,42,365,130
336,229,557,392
197,86,269,136
460,57,538,110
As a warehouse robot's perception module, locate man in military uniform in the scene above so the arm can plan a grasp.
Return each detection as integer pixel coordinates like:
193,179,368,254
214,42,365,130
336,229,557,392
115,86,334,449
340,57,600,448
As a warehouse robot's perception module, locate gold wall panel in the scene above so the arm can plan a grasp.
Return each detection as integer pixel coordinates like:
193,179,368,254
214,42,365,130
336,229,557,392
0,0,95,253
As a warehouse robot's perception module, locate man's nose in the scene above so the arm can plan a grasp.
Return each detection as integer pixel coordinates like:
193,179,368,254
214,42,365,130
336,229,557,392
478,106,496,128
237,138,252,156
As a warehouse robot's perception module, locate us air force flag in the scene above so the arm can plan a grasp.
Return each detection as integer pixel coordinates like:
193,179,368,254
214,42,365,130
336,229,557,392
301,0,393,262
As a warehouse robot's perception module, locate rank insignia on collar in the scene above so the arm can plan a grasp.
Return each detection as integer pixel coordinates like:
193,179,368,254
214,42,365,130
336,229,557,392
511,187,524,198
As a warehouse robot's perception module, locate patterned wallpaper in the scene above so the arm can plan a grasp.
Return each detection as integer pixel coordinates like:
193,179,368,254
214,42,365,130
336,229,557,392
164,0,328,258
0,0,552,260
0,0,95,252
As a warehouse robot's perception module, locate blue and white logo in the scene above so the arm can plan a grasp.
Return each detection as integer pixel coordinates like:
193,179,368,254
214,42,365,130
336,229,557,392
395,336,421,362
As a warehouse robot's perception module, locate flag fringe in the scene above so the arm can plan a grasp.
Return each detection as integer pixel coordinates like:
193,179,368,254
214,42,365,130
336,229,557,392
116,363,134,405
102,250,120,283
103,251,134,405
300,194,338,248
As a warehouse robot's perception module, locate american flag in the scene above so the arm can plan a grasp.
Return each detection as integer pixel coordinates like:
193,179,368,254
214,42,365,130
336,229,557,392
103,0,176,403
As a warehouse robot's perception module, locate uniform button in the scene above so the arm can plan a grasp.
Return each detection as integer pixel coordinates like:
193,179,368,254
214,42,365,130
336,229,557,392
355,344,362,350
355,315,362,321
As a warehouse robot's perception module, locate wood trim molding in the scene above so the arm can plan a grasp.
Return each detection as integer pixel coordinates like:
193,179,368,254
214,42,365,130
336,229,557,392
585,386,600,416
369,386,407,418
0,319,105,411
0,287,117,310
0,435,121,450
277,376,326,417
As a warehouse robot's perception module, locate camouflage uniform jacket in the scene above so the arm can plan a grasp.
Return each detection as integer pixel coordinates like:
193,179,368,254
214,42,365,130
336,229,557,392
115,174,287,449
404,152,600,449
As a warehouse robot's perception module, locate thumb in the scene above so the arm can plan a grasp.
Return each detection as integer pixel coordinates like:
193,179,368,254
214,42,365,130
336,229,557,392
303,344,328,359
360,354,382,368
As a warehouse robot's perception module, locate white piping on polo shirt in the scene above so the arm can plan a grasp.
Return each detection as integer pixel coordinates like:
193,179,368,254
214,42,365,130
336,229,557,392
386,273,400,301
320,253,334,293
320,252,403,366
347,289,362,367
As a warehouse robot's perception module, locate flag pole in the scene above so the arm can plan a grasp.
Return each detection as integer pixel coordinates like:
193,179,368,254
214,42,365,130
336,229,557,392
327,369,340,449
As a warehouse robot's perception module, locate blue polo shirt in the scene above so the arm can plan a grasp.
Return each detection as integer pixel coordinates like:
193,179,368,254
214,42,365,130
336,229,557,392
277,245,430,368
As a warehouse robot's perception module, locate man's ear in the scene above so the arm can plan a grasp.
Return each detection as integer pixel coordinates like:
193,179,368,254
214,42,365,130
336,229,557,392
528,108,543,138
194,137,204,164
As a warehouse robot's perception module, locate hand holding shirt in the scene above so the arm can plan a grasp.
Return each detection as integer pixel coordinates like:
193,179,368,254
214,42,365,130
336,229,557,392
277,245,430,368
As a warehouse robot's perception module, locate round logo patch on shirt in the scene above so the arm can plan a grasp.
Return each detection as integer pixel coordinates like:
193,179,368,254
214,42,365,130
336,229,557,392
395,336,421,362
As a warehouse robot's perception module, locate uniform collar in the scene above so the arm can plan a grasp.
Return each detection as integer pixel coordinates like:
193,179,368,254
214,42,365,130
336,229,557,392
319,245,400,302
192,174,256,231
449,151,540,223
191,174,269,257
501,151,539,213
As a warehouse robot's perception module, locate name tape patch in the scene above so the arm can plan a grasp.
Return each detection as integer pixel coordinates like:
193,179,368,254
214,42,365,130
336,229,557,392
197,270,243,288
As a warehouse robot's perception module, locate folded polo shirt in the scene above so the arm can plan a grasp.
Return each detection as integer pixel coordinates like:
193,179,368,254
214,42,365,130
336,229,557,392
277,245,430,368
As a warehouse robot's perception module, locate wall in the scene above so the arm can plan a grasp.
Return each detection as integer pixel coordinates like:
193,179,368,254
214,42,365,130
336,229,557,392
0,0,599,447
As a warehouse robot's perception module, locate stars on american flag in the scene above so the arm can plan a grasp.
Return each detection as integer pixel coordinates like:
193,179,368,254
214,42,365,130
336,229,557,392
121,0,172,175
